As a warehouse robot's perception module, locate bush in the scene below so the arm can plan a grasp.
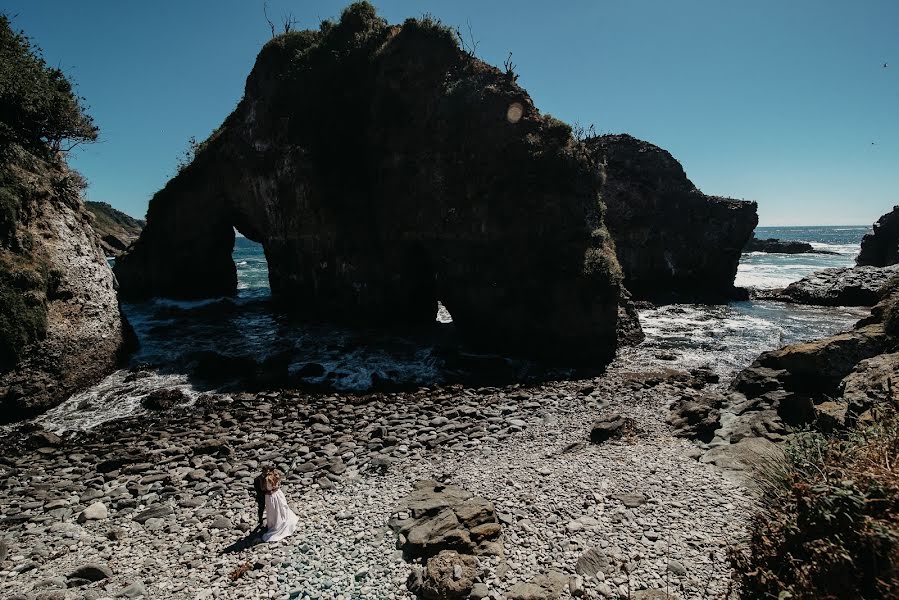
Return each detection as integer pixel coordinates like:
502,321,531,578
731,413,899,599
0,14,98,154
0,186,17,246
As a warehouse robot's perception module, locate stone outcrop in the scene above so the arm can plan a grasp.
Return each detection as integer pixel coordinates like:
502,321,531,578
389,480,502,560
744,236,836,255
587,134,758,302
857,205,899,267
1,149,129,423
115,4,622,364
84,201,144,257
672,278,899,472
777,264,899,306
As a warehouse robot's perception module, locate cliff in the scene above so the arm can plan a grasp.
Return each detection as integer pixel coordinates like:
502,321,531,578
857,205,899,267
115,4,623,365
85,201,144,257
588,134,758,302
0,150,129,423
0,16,128,423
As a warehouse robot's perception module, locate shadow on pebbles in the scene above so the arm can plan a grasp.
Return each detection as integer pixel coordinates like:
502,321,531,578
0,365,752,600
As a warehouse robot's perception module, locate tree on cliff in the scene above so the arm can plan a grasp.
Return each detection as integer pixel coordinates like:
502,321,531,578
0,14,98,154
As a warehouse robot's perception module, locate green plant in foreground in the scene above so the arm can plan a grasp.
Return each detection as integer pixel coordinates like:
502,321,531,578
732,415,899,599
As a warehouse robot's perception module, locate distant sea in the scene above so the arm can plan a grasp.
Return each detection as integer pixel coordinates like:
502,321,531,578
33,227,872,432
735,225,867,289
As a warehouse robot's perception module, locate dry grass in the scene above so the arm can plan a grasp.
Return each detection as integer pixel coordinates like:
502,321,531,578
731,408,899,599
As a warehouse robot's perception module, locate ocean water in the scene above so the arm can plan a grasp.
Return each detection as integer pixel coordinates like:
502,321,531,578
735,225,867,289
35,228,872,432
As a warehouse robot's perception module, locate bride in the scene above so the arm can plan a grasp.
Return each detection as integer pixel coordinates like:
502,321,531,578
259,467,299,543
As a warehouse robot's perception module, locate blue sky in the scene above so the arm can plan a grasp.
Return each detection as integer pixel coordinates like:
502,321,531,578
5,1,898,225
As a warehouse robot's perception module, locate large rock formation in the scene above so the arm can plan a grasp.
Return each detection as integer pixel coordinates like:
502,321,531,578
777,264,899,306
671,275,899,472
0,151,128,423
115,5,622,364
0,17,129,423
857,205,899,267
744,236,837,255
588,134,758,302
84,201,144,257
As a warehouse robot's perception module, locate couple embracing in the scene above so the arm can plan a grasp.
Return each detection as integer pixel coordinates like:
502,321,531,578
253,466,299,543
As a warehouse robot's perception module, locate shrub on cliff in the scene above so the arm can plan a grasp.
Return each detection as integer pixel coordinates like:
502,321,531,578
0,14,97,154
731,413,899,599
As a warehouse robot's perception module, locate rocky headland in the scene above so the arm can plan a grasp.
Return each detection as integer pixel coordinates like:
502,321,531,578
857,205,899,267
753,264,899,306
671,273,899,475
587,134,758,303
114,6,623,365
0,12,130,424
743,236,837,255
84,202,144,258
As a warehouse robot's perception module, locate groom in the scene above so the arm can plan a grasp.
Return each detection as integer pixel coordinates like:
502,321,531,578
252,467,271,530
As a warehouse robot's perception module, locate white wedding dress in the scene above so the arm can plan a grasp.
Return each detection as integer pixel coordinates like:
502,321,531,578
262,481,299,543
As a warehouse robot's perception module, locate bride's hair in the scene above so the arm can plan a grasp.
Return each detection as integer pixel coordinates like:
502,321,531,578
265,469,281,488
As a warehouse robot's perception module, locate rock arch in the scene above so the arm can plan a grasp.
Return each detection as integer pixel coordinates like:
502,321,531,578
115,5,622,364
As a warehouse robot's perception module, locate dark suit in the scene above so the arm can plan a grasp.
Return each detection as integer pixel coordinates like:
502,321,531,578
253,474,267,527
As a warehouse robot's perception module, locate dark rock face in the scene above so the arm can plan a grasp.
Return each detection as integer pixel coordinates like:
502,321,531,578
588,134,758,302
779,265,899,306
744,236,836,255
857,205,899,267
675,282,899,473
115,7,622,365
1,150,129,423
84,201,144,257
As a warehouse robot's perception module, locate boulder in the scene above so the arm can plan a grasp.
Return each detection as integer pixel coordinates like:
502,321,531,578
840,352,899,420
390,480,501,559
77,501,108,523
779,265,899,306
588,134,758,302
589,415,630,443
114,5,622,365
857,205,899,267
667,392,724,442
406,550,477,600
68,563,113,582
575,547,611,577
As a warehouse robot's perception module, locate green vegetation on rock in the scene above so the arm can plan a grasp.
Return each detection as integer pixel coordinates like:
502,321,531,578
732,411,899,599
0,13,98,372
0,14,98,154
0,253,48,371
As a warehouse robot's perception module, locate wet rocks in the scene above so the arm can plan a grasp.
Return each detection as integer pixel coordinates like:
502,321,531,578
857,205,899,267
778,264,899,306
140,388,189,411
744,236,836,254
